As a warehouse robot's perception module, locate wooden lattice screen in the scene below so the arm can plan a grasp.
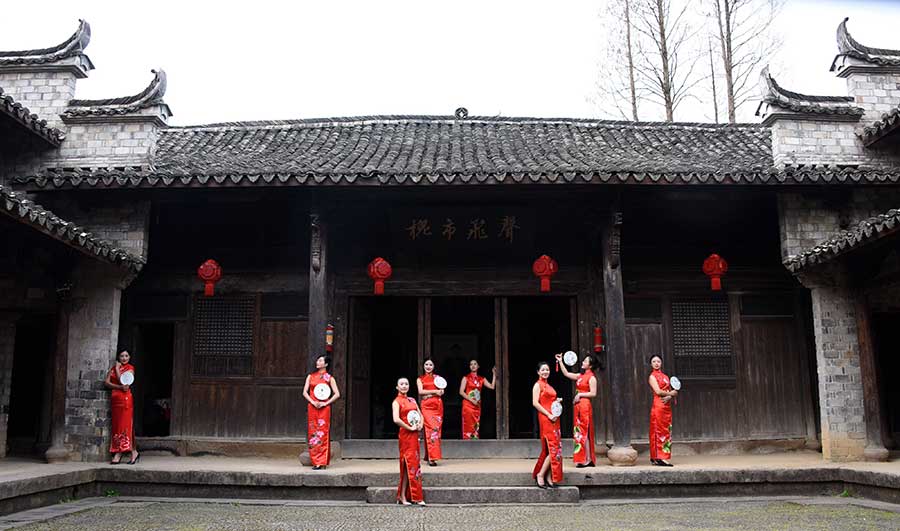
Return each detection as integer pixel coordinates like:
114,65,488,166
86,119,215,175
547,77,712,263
192,296,255,377
671,298,734,378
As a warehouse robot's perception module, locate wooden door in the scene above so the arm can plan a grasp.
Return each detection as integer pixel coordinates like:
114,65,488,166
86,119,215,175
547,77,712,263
348,297,373,438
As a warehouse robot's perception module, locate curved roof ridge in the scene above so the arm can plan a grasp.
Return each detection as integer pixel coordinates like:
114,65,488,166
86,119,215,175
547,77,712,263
65,69,167,116
837,17,900,62
0,87,66,146
0,184,144,272
784,207,900,273
165,115,768,133
758,66,863,117
0,20,91,65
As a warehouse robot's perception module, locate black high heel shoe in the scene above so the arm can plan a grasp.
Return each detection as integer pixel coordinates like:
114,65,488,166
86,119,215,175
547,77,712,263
546,480,559,489
534,477,548,489
127,453,140,465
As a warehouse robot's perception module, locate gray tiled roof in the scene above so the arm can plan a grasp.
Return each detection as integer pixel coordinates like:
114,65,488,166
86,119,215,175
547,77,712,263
861,104,900,147
0,87,65,146
0,20,92,67
65,69,167,117
757,67,864,117
0,185,144,273
22,116,782,187
784,208,900,273
834,18,900,68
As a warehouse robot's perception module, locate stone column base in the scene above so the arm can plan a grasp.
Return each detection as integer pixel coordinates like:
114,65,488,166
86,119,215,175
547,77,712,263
607,445,638,466
45,446,70,464
864,445,889,462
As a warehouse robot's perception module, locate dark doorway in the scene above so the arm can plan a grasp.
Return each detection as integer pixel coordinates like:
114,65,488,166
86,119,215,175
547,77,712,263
133,323,175,437
7,316,54,456
873,312,900,448
507,297,574,439
351,297,418,439
430,297,496,439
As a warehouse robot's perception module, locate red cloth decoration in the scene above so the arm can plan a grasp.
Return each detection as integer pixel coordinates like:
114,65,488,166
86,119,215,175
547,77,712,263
702,254,728,291
367,257,392,295
197,259,222,297
593,326,604,353
325,324,334,352
532,255,559,293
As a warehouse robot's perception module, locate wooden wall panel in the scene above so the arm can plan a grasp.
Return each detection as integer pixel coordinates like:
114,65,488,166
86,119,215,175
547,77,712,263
740,318,807,438
625,323,662,440
184,382,304,437
256,320,308,378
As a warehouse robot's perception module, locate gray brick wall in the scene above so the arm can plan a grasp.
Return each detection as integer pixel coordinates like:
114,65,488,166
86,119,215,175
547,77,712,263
807,278,866,461
50,116,163,168
63,259,126,462
844,71,900,124
40,198,151,260
0,58,88,130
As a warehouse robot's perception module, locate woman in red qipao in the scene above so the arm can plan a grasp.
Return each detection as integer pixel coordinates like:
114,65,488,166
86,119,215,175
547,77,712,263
416,359,444,466
458,359,497,440
556,353,599,467
105,349,138,465
393,377,425,505
302,355,341,470
648,355,677,467
532,361,563,488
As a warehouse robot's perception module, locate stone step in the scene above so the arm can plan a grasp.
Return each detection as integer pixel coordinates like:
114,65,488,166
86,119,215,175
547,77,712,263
342,439,576,459
366,485,580,504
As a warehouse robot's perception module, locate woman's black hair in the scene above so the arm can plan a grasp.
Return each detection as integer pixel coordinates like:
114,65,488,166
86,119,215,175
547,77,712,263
317,355,332,368
583,354,601,372
535,361,550,372
648,354,663,366
423,357,434,365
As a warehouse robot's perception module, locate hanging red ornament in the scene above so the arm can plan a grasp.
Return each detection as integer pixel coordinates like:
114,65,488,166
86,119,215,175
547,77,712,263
325,324,334,352
532,254,559,293
197,259,222,297
593,326,604,353
367,257,393,295
702,254,728,291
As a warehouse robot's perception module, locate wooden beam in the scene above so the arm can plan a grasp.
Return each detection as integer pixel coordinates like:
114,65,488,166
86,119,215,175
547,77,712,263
307,204,332,441
601,209,637,466
855,292,889,461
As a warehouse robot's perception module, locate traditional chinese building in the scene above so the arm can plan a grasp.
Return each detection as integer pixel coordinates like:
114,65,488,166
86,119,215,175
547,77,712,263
0,18,897,463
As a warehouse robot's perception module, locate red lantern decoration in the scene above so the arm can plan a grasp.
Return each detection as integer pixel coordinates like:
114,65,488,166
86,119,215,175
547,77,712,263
325,324,334,352
702,254,729,291
532,255,559,293
197,259,222,297
367,257,393,295
593,326,604,353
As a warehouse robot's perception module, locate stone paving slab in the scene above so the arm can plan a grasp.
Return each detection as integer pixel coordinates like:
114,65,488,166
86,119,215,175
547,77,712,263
4,497,900,531
365,485,581,504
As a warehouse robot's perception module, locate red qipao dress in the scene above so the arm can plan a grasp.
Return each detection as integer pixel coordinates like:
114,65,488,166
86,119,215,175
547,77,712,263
395,394,424,503
461,373,485,440
649,369,673,461
572,369,596,466
306,370,333,466
109,363,135,454
532,379,563,483
419,374,443,460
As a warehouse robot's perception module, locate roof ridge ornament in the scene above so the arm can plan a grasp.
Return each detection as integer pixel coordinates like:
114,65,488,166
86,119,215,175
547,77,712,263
65,69,168,117
0,19,91,65
757,65,863,120
832,17,900,71
455,107,468,119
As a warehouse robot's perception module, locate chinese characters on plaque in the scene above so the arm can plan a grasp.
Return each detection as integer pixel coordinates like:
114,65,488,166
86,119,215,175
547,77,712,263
405,216,521,243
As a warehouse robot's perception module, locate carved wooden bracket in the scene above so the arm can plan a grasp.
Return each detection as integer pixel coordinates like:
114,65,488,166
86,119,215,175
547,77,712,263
310,213,321,273
608,211,622,270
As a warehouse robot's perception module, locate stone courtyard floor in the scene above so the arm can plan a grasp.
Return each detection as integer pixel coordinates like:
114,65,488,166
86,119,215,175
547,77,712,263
0,496,898,530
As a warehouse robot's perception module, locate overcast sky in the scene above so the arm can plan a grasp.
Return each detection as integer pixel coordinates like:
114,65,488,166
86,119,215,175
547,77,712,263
2,0,898,125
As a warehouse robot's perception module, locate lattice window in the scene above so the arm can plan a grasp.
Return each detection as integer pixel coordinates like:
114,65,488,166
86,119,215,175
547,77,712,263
192,296,255,377
671,298,734,378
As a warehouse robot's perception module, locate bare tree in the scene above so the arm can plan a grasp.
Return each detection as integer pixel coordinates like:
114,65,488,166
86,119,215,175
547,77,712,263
707,36,720,123
710,0,783,123
631,0,704,122
595,0,643,121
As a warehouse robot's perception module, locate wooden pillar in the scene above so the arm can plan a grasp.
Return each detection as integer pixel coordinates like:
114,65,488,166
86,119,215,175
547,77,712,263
307,206,331,372
601,209,637,466
45,288,71,463
854,293,889,461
